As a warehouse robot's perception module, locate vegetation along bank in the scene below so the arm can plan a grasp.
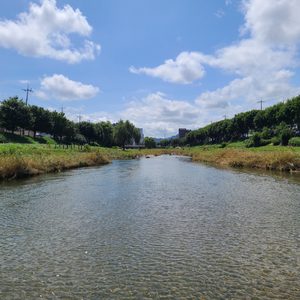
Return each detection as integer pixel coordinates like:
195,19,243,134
2,94,300,180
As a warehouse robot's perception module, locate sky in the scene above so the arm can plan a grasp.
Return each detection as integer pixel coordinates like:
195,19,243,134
1,0,300,138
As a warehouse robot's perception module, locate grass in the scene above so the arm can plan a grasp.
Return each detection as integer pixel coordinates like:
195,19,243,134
2,130,300,180
0,144,110,180
188,143,300,171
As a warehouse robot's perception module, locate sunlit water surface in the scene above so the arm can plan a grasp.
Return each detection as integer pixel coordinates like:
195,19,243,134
0,155,300,299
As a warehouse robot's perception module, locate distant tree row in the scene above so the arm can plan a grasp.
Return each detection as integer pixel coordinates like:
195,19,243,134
0,96,141,148
178,95,300,146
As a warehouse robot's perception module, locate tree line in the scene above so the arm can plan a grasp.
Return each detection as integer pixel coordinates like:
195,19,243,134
0,96,141,149
158,95,300,147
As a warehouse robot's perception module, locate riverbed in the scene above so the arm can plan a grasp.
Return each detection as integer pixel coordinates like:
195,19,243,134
0,155,299,299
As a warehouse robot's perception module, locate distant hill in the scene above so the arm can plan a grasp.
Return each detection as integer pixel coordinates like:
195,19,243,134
153,134,179,143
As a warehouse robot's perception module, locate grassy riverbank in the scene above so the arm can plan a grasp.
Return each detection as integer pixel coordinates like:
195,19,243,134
188,143,300,171
0,144,110,180
0,140,185,180
2,130,300,180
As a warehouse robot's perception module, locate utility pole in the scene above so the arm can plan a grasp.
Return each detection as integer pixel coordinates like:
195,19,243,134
78,115,82,123
257,98,266,110
223,115,228,120
22,84,33,135
60,106,66,113
22,84,33,106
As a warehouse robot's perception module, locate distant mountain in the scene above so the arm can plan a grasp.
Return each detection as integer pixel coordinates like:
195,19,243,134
153,134,179,143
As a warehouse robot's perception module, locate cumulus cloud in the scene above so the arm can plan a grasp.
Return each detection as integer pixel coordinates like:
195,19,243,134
131,0,300,112
130,52,206,84
39,74,100,101
117,92,203,137
241,0,300,45
0,0,100,63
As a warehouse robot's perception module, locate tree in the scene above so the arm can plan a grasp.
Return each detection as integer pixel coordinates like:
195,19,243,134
97,121,114,147
0,96,32,134
114,119,141,150
143,137,156,149
51,111,68,140
29,105,52,138
64,120,76,142
79,121,96,144
158,139,170,147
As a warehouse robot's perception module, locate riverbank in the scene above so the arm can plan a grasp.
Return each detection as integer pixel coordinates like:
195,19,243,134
188,144,300,171
0,145,110,180
1,142,300,180
0,144,186,180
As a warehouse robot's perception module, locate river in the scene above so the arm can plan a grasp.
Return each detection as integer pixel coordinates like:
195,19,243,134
0,155,299,299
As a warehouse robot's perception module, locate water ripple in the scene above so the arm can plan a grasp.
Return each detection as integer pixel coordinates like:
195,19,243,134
0,156,300,299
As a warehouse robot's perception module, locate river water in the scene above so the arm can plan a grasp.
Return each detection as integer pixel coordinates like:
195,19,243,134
0,155,299,299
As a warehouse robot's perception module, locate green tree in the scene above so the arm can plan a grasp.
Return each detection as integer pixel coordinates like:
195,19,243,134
114,119,141,150
158,139,170,147
98,121,114,147
79,121,96,144
51,111,68,140
64,120,76,142
143,136,156,149
29,105,52,138
0,96,32,134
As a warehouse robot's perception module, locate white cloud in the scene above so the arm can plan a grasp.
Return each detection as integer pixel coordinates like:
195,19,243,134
117,92,203,137
0,0,100,63
195,70,295,109
39,74,100,101
130,52,206,84
131,0,300,112
19,80,30,84
241,0,300,45
215,9,225,18
35,90,49,100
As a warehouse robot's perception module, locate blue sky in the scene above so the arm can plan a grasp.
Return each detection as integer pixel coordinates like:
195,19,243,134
1,0,300,138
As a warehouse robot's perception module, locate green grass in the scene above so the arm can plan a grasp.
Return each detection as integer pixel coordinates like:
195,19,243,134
0,132,57,144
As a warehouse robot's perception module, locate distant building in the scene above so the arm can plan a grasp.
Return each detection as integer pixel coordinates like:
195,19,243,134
139,128,144,144
179,128,191,139
133,128,144,145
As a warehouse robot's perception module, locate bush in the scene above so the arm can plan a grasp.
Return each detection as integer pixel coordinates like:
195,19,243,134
271,137,280,145
251,132,261,147
280,128,292,146
261,127,273,139
288,137,300,147
220,142,227,148
83,144,92,152
260,139,272,146
74,134,87,145
244,139,254,148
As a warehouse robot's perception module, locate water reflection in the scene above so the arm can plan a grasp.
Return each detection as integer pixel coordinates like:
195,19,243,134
0,156,299,299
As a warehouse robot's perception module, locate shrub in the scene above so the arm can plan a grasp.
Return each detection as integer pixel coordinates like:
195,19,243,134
261,127,273,139
260,139,272,146
251,132,261,147
280,128,292,146
244,139,254,148
271,137,280,146
74,134,87,145
83,144,92,152
288,137,300,147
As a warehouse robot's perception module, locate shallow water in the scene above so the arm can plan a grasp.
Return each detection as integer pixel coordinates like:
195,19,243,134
0,155,299,299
